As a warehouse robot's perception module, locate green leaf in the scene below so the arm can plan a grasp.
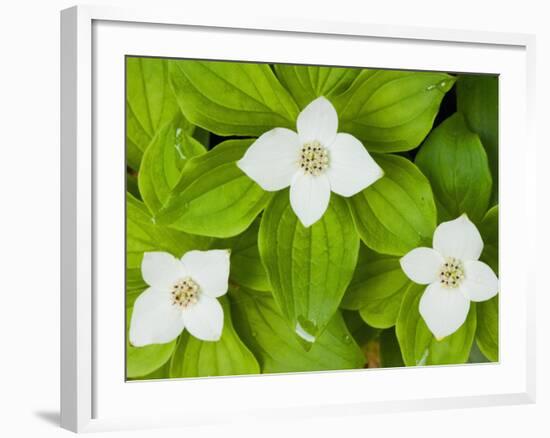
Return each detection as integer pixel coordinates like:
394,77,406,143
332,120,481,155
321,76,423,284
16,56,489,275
341,245,410,328
274,64,360,109
476,295,499,362
259,191,359,340
415,113,492,223
478,205,499,272
169,297,260,377
126,57,192,169
468,341,490,363
230,287,365,372
332,70,455,152
476,205,499,361
156,140,272,238
138,116,206,215
126,307,176,378
457,74,499,202
128,361,172,381
126,268,147,309
396,282,477,366
213,219,269,291
348,154,437,256
169,60,299,136
126,192,212,271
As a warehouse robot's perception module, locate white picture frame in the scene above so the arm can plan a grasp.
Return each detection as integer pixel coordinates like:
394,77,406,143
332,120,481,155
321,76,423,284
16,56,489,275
60,4,536,433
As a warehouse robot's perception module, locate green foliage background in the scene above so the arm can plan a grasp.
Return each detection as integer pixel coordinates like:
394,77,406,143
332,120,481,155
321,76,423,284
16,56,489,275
126,57,499,379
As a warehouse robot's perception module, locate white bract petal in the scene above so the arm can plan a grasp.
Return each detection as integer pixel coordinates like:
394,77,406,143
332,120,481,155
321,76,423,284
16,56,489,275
325,133,384,197
129,287,185,347
419,282,471,339
289,172,331,227
131,249,231,345
461,260,499,302
238,96,389,227
399,214,498,339
182,294,224,341
181,249,231,298
237,128,300,191
433,214,483,261
141,252,186,289
296,96,338,146
400,247,445,284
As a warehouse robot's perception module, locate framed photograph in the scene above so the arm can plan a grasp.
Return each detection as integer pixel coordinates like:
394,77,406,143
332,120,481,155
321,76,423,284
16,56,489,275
60,5,536,432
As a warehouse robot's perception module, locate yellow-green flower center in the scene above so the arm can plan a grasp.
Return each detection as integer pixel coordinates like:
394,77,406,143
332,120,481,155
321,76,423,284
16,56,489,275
171,277,200,309
299,141,329,176
439,257,465,288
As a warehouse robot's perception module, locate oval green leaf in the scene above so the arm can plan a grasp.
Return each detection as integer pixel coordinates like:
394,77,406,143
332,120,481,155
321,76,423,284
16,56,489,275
478,205,499,272
259,192,359,340
230,287,365,372
332,70,456,152
274,64,360,109
169,297,260,377
126,57,192,169
476,205,499,361
126,192,212,270
128,361,172,381
476,295,498,362
415,113,492,224
396,282,477,366
169,60,299,136
457,74,499,202
341,245,410,328
126,268,147,309
155,140,272,238
348,154,437,256
213,219,269,291
138,116,206,215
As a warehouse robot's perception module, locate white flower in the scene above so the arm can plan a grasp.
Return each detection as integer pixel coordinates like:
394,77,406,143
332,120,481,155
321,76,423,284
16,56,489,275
400,215,499,340
237,97,383,227
129,250,230,346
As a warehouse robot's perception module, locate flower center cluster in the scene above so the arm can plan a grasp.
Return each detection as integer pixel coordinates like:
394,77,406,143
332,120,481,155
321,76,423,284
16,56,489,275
170,277,200,309
299,141,329,176
439,257,465,288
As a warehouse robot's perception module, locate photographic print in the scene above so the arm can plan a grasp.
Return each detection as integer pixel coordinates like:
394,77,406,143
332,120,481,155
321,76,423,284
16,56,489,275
125,57,499,380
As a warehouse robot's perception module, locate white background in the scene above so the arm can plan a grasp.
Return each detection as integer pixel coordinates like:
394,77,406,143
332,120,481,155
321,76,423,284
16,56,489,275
0,0,546,437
